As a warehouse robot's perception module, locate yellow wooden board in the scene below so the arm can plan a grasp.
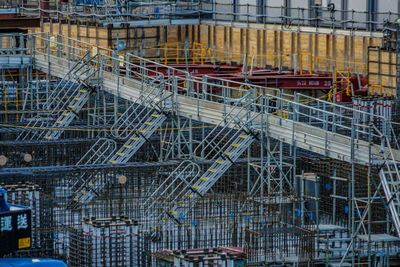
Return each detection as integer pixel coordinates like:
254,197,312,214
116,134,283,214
18,237,30,249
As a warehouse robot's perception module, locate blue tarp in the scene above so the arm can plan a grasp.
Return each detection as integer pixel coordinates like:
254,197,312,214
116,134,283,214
0,259,67,267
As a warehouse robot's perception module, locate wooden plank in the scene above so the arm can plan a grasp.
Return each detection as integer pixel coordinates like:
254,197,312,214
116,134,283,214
215,26,225,62
316,34,327,72
391,53,396,91
299,33,311,72
335,35,346,71
265,30,275,68
282,31,292,69
256,30,261,67
42,23,50,34
231,27,241,63
88,27,97,45
353,36,365,74
70,25,78,39
223,26,228,63
248,29,257,63
168,25,179,43
199,25,208,45
299,33,310,53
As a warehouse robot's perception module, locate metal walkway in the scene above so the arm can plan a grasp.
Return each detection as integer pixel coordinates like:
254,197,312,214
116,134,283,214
29,34,400,233
33,49,400,165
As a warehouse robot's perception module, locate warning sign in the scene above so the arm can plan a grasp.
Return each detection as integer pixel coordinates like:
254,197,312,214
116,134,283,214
18,237,30,249
0,209,31,254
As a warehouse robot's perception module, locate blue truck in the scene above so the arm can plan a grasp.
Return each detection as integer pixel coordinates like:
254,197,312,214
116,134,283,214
0,188,66,267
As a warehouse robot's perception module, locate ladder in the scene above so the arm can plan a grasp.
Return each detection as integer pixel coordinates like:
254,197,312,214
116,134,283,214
165,130,255,223
41,54,100,140
71,110,167,205
16,116,47,141
109,112,167,164
142,160,201,224
109,75,169,163
378,135,400,237
42,79,96,140
17,52,99,141
69,138,117,201
70,75,170,206
143,93,260,226
44,52,97,112
111,75,166,139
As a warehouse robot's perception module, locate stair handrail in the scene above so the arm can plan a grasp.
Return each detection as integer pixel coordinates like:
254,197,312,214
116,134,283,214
193,91,254,159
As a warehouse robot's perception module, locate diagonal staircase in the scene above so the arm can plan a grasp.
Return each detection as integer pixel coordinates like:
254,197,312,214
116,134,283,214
41,54,100,140
142,160,201,224
70,75,170,206
143,94,261,226
16,116,47,141
17,52,100,141
108,112,166,164
165,128,255,223
69,138,117,204
108,75,168,164
377,133,400,237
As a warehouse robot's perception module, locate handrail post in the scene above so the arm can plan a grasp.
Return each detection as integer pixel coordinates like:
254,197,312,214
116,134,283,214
294,92,299,122
202,75,208,101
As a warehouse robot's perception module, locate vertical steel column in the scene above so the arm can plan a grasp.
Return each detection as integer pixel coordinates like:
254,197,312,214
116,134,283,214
367,124,372,267
350,122,356,266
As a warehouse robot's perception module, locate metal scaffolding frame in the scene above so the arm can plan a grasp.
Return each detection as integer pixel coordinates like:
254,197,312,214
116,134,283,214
17,0,398,30
1,32,400,266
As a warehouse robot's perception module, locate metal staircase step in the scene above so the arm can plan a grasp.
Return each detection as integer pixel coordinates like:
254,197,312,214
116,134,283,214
70,77,168,205
387,181,400,185
159,132,254,224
